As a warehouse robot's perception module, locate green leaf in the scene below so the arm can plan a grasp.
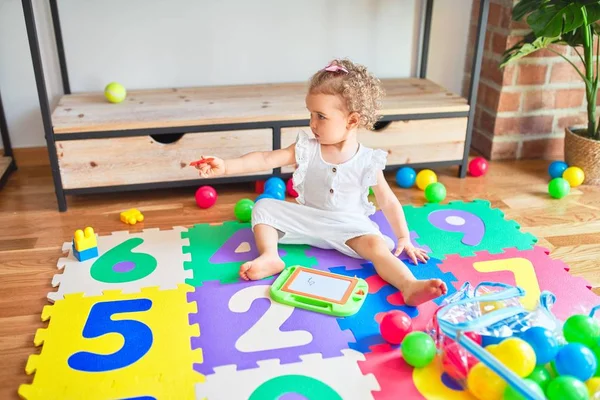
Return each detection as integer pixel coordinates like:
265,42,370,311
513,0,545,21
501,35,561,67
584,3,600,23
528,3,585,37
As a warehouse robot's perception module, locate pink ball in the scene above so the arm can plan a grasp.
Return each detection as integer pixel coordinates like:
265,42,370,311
468,157,489,177
195,186,217,209
380,310,412,344
286,178,299,198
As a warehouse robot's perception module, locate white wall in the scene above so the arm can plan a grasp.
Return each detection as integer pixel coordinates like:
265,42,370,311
0,0,472,150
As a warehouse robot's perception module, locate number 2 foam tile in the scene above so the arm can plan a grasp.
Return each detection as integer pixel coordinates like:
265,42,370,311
19,284,203,400
195,349,380,400
403,199,538,260
438,246,599,320
181,221,318,286
187,278,355,375
50,227,193,302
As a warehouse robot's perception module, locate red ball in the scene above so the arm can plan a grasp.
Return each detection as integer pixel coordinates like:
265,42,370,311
255,180,265,194
380,310,412,344
468,157,489,177
195,186,217,209
287,178,299,198
441,341,478,380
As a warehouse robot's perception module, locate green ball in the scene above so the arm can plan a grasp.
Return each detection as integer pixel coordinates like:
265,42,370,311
527,366,552,391
104,82,127,103
424,182,446,203
503,379,545,400
548,177,570,199
593,345,600,377
369,187,374,196
401,331,436,368
234,198,254,222
546,376,589,400
563,314,600,348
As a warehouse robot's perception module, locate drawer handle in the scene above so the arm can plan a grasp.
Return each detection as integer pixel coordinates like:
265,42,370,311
150,133,185,144
372,121,392,132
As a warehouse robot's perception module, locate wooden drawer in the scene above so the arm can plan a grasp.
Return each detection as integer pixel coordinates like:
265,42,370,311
57,129,273,189
280,118,467,173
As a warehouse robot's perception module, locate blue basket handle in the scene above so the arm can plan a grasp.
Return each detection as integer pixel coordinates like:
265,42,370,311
589,304,600,319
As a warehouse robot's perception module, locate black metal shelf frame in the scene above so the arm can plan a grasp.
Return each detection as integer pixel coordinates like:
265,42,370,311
0,90,18,190
21,0,490,212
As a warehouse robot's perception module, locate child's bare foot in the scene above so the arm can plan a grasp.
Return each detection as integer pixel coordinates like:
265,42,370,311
239,253,285,281
402,279,447,306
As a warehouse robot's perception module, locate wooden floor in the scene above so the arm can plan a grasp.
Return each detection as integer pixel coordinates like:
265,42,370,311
1,160,599,398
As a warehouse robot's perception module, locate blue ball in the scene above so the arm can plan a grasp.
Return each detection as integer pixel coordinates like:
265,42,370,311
255,193,277,202
520,326,560,365
548,161,568,179
264,188,285,200
396,167,416,188
555,343,597,382
265,177,286,193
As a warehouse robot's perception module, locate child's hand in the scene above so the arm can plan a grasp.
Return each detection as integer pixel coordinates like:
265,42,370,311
190,156,226,178
394,237,430,265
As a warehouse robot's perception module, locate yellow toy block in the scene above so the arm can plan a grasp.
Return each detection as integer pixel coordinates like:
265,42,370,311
120,208,144,225
73,227,97,252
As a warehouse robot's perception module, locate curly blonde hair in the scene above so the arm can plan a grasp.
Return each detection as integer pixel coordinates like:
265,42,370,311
308,58,385,130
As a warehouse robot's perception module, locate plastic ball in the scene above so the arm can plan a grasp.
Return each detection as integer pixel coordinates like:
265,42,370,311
264,187,285,200
527,366,552,391
563,166,585,187
369,187,374,196
468,156,489,177
265,177,286,194
563,314,600,348
442,340,479,380
546,376,589,400
502,378,545,400
548,177,570,199
380,310,412,345
521,327,560,366
424,182,446,203
286,178,298,198
467,362,507,400
416,169,437,191
234,198,254,222
555,343,597,382
195,186,217,209
586,377,600,398
255,180,265,194
104,82,127,103
480,300,506,315
496,338,536,377
395,167,417,188
401,331,436,368
255,193,277,202
593,346,600,377
548,161,569,179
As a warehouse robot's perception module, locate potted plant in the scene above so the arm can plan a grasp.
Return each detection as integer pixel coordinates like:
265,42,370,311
502,1,600,184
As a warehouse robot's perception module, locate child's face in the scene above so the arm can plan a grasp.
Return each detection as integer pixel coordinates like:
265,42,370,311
305,93,359,145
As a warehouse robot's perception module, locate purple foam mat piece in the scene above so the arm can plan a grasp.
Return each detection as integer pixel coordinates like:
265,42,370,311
188,279,355,375
210,227,286,263
306,211,431,271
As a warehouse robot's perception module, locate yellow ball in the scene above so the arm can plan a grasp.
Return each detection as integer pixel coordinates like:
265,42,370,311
563,166,585,187
480,300,506,314
104,82,127,103
587,377,600,398
416,169,437,191
467,362,506,400
496,338,536,377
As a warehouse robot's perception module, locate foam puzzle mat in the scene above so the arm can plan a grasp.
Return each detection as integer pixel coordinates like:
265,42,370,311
19,200,598,399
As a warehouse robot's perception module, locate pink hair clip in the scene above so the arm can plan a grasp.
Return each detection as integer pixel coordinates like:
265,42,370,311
323,64,348,74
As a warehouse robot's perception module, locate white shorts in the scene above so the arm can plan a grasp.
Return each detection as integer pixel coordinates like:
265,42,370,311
251,199,394,258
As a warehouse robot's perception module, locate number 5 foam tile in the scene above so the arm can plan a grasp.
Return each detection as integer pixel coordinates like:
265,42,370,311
403,200,538,260
187,278,355,375
438,246,598,320
19,284,202,400
195,349,380,400
50,227,192,302
182,221,318,286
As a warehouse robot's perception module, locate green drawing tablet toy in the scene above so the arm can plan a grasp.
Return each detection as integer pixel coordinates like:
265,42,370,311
270,266,368,317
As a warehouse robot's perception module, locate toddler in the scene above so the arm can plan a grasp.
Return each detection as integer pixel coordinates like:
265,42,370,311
194,59,447,306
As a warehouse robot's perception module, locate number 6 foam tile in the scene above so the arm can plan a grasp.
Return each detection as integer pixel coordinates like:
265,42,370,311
195,349,380,400
188,278,355,375
403,199,538,260
438,246,598,320
19,284,203,400
50,227,193,302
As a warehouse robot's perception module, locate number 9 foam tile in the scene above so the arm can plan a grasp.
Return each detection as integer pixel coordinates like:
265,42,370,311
19,284,203,400
51,227,193,302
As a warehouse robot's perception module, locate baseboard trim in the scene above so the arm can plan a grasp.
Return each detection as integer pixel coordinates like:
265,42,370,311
11,147,49,167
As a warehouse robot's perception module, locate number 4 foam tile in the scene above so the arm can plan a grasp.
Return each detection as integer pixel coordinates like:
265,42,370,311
50,227,193,302
188,278,355,375
438,246,598,320
404,199,538,260
195,349,380,400
19,284,203,400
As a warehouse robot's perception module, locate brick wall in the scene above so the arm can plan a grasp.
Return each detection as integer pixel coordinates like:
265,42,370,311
464,0,593,160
